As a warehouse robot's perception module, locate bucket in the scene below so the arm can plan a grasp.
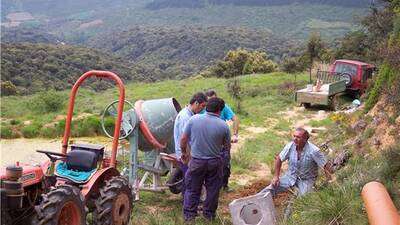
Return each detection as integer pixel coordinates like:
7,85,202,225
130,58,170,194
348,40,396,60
306,84,313,92
229,192,277,225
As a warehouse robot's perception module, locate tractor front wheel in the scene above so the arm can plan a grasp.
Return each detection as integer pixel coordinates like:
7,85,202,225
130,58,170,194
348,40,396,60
94,176,132,225
33,185,85,225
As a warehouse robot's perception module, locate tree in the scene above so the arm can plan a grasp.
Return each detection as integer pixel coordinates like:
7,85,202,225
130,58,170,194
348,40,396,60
226,78,242,113
1,81,18,96
210,48,276,78
306,32,325,83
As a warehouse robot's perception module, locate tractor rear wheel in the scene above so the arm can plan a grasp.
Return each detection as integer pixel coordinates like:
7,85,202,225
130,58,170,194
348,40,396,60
94,176,132,225
33,185,85,225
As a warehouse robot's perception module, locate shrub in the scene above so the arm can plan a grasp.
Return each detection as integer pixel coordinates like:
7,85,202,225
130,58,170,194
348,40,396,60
21,123,42,138
40,125,59,138
56,119,66,135
9,119,21,125
1,126,14,139
71,116,102,137
1,81,18,96
31,89,66,113
210,48,277,78
281,57,307,74
365,64,396,112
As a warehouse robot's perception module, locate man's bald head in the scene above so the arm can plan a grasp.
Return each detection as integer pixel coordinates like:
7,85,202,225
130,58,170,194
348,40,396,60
295,127,310,140
293,127,309,149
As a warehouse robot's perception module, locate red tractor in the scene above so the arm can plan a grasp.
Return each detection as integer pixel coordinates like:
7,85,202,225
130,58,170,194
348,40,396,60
1,71,133,225
329,59,376,95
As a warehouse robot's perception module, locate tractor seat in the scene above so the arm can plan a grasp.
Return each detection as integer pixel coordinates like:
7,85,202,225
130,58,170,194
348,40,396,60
55,150,98,183
66,150,98,172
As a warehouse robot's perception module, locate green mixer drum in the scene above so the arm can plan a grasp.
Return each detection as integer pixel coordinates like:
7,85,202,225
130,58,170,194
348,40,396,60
136,98,181,151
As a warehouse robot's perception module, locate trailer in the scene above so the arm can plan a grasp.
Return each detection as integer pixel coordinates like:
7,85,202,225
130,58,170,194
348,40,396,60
295,71,346,110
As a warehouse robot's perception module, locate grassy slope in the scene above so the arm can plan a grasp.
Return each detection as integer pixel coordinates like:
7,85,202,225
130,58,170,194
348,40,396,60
2,72,399,224
2,72,308,224
1,72,307,126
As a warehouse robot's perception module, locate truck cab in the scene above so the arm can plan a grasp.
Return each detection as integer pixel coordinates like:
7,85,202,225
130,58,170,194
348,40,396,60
329,59,376,94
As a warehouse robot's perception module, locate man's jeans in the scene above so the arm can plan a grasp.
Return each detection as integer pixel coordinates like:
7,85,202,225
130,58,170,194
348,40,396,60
258,175,315,197
183,157,222,221
220,150,231,188
178,160,188,198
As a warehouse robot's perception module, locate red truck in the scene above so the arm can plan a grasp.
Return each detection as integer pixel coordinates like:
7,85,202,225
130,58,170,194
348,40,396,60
329,59,376,95
296,59,376,110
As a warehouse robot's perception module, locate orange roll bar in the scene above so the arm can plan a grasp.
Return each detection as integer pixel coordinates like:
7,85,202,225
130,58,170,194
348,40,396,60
361,181,400,225
62,70,125,168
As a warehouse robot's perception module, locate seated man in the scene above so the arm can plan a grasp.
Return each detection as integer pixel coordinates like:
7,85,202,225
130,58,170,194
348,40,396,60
259,127,331,197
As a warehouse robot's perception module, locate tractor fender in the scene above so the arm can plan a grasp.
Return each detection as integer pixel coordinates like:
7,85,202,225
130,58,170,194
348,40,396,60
80,167,120,200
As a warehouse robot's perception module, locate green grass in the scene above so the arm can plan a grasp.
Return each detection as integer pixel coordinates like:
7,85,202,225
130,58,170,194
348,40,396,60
0,72,308,138
308,118,333,127
287,184,367,225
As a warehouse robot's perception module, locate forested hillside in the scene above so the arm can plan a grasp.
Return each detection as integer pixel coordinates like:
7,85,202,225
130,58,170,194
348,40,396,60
87,26,293,80
146,0,371,9
1,27,61,44
0,0,371,95
2,0,367,42
0,43,140,95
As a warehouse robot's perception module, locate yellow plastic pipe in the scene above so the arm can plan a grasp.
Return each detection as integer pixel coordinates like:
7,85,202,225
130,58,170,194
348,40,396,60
361,181,400,225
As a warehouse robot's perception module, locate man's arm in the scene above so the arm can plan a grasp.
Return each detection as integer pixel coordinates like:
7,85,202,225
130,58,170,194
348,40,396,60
223,125,231,152
231,115,240,143
180,118,192,164
272,142,292,187
272,155,282,187
180,133,189,155
224,105,239,143
311,148,332,181
180,133,190,164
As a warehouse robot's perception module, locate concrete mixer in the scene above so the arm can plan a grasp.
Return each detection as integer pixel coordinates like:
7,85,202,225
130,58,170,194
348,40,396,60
101,97,182,199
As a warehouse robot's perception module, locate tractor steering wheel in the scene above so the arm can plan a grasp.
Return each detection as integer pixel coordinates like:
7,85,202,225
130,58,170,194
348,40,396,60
36,150,67,162
101,100,136,140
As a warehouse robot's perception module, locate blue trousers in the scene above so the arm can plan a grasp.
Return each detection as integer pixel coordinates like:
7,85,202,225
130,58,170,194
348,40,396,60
183,157,222,221
178,160,188,198
220,150,231,188
258,175,315,197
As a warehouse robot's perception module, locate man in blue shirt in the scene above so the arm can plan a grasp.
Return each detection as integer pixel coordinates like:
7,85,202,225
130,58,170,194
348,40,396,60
258,128,332,197
173,92,207,196
205,89,240,191
180,97,231,222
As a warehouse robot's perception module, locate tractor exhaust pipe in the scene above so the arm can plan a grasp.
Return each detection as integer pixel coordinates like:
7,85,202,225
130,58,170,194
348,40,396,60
361,181,400,225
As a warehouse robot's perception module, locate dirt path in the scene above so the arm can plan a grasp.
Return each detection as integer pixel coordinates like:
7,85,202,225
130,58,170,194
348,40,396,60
279,106,329,135
0,137,111,166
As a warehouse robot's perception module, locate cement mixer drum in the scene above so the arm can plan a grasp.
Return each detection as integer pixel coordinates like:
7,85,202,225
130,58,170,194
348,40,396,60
135,98,181,151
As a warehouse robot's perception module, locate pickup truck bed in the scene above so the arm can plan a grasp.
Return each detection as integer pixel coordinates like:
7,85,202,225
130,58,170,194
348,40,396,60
295,80,346,108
